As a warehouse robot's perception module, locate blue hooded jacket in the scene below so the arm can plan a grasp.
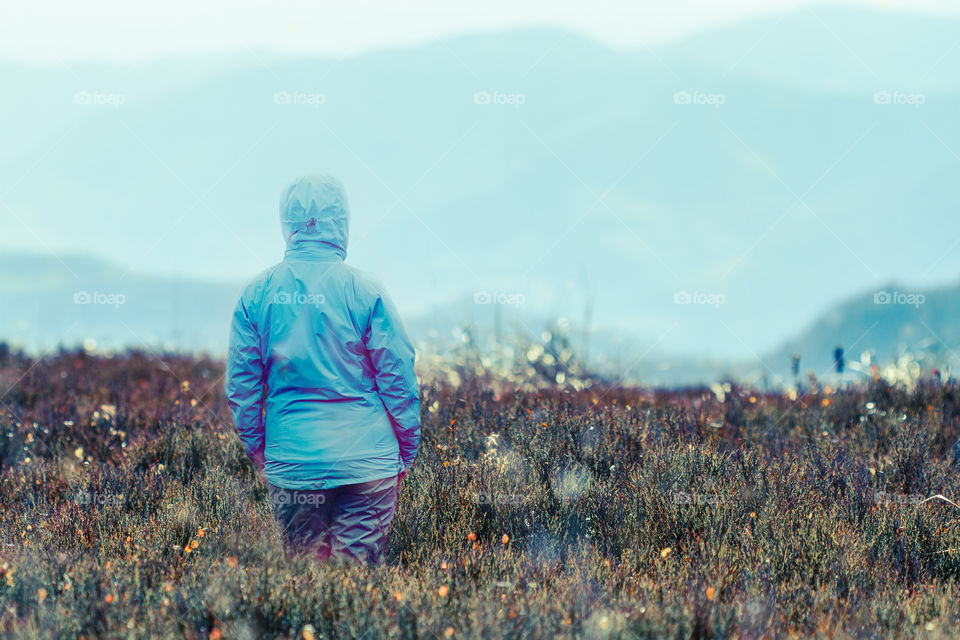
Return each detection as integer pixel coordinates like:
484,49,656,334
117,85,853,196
225,174,421,490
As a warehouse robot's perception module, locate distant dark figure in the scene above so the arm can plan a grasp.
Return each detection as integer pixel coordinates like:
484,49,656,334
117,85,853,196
225,174,421,564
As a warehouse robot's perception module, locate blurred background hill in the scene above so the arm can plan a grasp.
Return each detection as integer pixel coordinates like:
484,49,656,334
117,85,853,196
2,6,959,385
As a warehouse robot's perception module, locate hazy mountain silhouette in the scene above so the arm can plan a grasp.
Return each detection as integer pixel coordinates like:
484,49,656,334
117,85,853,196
764,280,960,380
2,6,958,360
2,251,959,387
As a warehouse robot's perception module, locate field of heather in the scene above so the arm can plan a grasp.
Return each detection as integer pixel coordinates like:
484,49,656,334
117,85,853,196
1,349,960,639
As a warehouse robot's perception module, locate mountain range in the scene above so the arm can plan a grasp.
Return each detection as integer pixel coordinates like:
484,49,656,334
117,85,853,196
1,251,957,386
1,6,958,372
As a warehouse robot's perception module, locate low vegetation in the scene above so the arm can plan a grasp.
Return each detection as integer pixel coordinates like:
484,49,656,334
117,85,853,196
0,349,959,638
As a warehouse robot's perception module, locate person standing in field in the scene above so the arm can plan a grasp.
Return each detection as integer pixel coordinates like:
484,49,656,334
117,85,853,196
225,174,421,565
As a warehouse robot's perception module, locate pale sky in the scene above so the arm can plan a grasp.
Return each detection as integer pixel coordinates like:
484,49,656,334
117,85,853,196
1,0,958,64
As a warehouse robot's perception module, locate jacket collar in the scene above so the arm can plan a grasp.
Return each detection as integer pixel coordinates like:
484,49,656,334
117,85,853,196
283,240,345,261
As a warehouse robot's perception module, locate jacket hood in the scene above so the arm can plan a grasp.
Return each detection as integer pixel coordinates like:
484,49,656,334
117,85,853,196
279,174,349,257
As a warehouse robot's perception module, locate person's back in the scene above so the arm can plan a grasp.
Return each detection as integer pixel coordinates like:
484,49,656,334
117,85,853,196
225,174,420,564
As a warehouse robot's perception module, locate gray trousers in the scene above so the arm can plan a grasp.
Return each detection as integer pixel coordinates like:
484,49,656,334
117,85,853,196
267,475,400,565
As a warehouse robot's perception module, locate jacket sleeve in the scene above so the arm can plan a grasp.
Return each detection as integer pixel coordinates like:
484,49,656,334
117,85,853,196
225,291,266,471
365,292,421,469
